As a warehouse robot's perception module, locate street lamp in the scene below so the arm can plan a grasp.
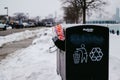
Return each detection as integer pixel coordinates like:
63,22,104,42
4,7,9,24
4,7,8,16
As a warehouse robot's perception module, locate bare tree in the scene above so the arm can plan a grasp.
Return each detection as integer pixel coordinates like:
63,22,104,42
61,0,107,23
63,5,82,23
14,12,28,21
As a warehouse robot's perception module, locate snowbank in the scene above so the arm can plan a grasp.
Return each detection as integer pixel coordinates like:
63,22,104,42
0,27,120,80
109,34,120,80
110,34,120,59
0,28,61,80
0,28,46,47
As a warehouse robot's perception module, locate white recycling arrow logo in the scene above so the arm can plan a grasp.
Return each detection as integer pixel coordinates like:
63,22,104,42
89,47,103,61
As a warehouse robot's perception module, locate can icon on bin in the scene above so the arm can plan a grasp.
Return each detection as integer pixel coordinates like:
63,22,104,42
73,51,80,64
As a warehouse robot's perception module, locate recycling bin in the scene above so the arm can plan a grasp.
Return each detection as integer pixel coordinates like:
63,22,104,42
53,24,109,80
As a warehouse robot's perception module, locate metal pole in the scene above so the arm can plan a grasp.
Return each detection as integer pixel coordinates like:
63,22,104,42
4,7,9,24
7,8,8,16
4,7,8,16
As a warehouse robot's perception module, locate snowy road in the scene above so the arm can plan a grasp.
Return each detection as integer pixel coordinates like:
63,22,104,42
0,27,120,80
0,27,41,36
0,37,35,60
0,27,43,60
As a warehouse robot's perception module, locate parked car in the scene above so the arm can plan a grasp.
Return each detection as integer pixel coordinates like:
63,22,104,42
23,22,30,28
13,23,23,29
45,22,53,27
36,22,45,27
0,22,7,30
29,22,35,27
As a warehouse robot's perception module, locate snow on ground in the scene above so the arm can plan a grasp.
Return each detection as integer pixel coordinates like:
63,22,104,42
0,27,120,80
110,34,120,59
0,28,46,47
0,28,61,80
109,34,120,80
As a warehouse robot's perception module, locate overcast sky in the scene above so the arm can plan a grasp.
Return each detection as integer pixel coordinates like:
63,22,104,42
0,0,62,18
0,0,120,19
105,0,120,14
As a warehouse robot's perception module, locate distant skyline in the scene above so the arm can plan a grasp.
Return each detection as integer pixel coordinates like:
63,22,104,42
0,0,120,19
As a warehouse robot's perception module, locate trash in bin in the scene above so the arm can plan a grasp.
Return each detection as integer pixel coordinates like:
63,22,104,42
52,24,65,51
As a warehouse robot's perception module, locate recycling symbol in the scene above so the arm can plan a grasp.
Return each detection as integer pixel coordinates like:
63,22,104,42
89,47,103,61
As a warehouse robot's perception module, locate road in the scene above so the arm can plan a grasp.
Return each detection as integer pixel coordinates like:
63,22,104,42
0,27,41,36
0,27,42,60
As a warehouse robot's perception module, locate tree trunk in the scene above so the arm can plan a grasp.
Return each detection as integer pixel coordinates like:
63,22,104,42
83,0,86,24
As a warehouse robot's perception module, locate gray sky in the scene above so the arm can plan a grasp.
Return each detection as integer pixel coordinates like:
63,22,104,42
0,0,120,19
106,0,120,14
0,0,62,18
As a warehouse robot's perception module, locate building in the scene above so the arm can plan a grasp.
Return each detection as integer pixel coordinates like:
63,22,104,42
114,8,120,23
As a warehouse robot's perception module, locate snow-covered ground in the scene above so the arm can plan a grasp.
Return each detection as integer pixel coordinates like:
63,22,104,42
0,28,44,47
0,27,120,80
